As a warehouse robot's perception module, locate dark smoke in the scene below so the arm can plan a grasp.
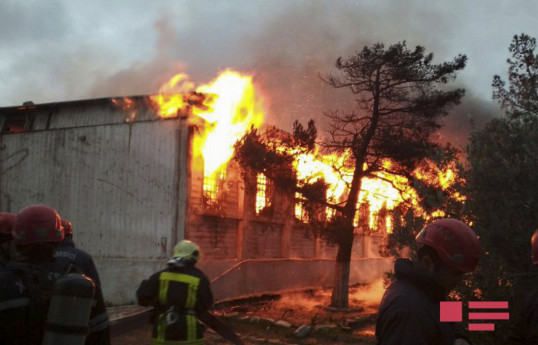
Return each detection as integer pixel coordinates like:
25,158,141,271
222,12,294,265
82,3,500,148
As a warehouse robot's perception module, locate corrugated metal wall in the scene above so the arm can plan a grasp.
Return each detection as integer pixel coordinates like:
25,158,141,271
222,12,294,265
0,99,185,260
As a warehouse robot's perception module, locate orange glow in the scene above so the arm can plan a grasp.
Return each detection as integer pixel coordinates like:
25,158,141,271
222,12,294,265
291,150,463,232
111,97,138,122
203,166,226,207
149,68,463,229
255,173,273,215
192,70,265,177
149,73,194,118
293,151,417,232
413,159,466,219
151,70,265,205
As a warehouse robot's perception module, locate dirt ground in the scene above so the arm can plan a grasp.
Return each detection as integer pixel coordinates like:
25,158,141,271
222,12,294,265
112,283,382,345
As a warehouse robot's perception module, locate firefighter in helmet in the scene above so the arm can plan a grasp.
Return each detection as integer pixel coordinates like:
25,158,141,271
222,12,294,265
54,218,102,287
504,229,538,344
0,205,110,345
0,212,16,265
375,218,480,345
137,239,245,345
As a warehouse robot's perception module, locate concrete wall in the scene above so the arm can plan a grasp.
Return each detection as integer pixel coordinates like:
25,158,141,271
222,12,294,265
202,257,393,303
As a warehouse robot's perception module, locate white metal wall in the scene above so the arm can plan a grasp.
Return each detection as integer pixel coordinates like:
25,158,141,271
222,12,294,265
0,99,191,304
0,119,184,259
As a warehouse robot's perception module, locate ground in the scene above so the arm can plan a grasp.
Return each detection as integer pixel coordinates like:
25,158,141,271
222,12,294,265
111,283,383,345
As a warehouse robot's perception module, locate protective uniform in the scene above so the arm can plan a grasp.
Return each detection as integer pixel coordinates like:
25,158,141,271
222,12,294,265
375,218,479,345
53,219,102,287
0,212,16,265
137,240,244,345
375,258,468,345
137,241,213,345
0,205,110,345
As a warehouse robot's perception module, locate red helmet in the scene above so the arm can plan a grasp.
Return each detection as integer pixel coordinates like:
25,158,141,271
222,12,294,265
416,218,480,273
61,219,73,237
12,205,64,246
0,212,16,235
531,229,538,265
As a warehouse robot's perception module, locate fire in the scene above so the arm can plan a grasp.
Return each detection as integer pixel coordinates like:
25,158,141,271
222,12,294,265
292,149,464,232
191,70,265,176
150,70,265,204
111,97,138,122
148,67,462,231
149,73,195,118
293,152,417,232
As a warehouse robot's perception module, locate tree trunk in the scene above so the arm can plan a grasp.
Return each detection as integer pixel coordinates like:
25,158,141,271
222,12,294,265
330,224,354,309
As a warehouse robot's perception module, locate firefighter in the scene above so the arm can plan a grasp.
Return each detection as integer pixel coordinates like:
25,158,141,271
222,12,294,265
0,212,16,265
375,218,480,345
53,218,102,287
137,239,245,345
0,205,110,345
504,229,538,344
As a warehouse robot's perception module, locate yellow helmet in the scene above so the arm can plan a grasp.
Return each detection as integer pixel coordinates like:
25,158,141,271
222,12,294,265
172,240,200,263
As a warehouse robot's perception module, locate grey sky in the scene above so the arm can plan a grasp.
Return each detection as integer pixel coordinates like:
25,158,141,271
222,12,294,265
1,0,537,142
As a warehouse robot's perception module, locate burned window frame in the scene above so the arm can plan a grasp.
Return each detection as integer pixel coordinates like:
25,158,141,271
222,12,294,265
294,192,309,223
254,173,274,217
202,165,227,209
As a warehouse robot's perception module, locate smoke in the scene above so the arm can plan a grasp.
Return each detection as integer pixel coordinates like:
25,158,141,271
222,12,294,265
1,0,532,128
438,91,503,147
80,2,500,129
86,12,187,99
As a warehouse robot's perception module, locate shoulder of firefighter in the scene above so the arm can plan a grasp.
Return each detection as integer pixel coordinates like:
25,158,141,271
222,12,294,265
136,264,215,345
504,289,538,345
54,242,102,288
0,261,110,345
375,259,471,345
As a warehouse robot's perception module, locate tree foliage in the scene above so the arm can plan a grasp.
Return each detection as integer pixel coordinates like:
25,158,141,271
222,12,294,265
323,42,466,177
387,145,469,258
234,41,467,308
463,33,538,344
492,33,538,119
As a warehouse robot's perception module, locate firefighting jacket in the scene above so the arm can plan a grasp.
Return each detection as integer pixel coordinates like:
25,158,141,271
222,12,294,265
0,260,110,345
504,288,538,345
0,233,11,266
53,237,102,287
375,258,469,345
136,263,214,345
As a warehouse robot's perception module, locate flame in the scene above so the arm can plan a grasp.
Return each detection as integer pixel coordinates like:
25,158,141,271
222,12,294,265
292,149,463,232
413,159,466,219
293,151,417,233
149,68,462,230
150,74,194,118
191,70,265,176
111,97,138,122
150,69,265,205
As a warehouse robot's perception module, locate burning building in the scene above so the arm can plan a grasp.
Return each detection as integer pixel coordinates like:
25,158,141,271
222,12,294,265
0,71,394,305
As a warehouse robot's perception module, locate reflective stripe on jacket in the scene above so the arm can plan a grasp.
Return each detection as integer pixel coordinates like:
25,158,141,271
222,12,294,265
137,264,213,345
